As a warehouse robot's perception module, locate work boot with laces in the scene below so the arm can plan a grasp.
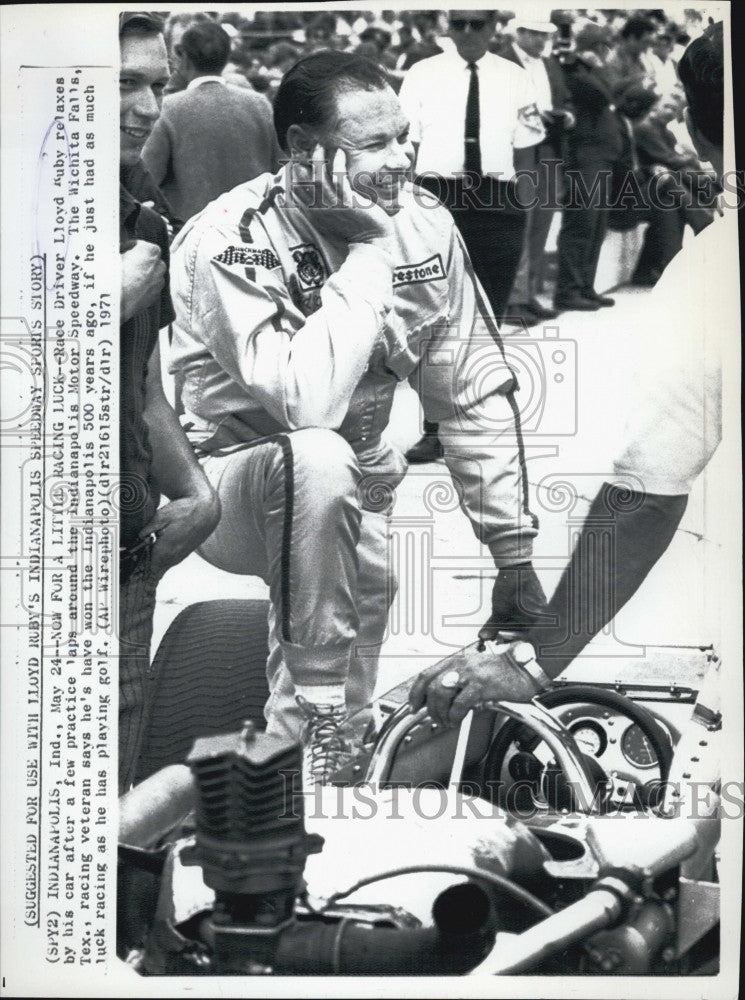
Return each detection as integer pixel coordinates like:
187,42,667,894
296,695,354,789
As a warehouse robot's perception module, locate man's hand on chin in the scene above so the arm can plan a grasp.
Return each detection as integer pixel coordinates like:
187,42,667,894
284,146,394,247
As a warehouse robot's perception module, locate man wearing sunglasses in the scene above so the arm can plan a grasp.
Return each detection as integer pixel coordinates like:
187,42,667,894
399,9,545,463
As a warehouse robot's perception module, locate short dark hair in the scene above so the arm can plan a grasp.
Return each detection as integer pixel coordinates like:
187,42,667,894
306,12,337,39
621,16,656,40
273,50,390,152
180,21,231,75
164,12,212,50
647,9,668,26
119,11,165,40
574,22,610,53
678,21,723,147
447,9,497,21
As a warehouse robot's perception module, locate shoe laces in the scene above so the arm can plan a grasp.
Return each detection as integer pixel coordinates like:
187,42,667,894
296,696,352,781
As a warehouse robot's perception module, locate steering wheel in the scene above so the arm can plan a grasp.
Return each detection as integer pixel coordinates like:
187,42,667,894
483,685,674,813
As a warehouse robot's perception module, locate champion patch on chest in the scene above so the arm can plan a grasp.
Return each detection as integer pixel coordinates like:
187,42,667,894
213,246,281,269
290,243,328,289
392,253,446,288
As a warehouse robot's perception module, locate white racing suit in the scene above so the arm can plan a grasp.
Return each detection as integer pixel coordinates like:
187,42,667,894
169,169,539,741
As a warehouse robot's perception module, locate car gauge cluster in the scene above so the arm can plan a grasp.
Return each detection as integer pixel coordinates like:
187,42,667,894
619,722,659,769
559,707,665,782
568,719,608,759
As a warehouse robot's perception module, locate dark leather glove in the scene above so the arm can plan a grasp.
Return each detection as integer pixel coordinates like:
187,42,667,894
479,561,548,644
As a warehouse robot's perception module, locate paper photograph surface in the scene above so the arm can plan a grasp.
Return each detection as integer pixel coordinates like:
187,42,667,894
0,3,741,997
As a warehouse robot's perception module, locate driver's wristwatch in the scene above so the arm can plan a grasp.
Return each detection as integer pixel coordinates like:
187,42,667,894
505,640,554,694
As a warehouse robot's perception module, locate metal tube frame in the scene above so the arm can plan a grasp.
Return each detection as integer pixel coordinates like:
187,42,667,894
364,699,601,812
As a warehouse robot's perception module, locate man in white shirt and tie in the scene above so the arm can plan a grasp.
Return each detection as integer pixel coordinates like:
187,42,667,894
399,9,545,462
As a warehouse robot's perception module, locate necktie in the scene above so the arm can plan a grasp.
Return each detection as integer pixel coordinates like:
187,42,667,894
464,61,482,175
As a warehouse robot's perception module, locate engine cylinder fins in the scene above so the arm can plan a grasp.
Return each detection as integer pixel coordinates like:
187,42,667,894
187,729,304,838
183,727,322,899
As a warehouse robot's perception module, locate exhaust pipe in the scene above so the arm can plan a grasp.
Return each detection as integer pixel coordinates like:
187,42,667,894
273,881,498,974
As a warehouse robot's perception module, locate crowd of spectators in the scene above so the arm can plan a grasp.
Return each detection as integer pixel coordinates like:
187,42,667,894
142,6,719,311
158,8,711,99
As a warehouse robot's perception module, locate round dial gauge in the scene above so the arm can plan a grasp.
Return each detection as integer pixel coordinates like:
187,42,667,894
621,723,658,769
569,720,607,757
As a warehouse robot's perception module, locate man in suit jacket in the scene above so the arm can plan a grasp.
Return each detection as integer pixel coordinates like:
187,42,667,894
501,16,576,322
627,91,714,286
551,22,624,312
143,20,282,223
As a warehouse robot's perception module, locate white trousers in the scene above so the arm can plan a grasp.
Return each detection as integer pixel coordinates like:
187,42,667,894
199,428,396,742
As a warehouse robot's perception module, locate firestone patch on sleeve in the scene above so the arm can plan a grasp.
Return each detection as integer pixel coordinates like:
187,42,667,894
393,254,446,288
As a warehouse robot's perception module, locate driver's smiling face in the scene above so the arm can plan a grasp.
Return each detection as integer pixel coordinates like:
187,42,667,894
326,85,414,214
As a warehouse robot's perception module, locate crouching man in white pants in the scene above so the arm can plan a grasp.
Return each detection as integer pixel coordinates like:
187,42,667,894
169,50,546,784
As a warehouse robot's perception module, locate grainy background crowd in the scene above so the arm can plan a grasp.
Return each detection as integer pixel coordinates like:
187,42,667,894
134,6,718,311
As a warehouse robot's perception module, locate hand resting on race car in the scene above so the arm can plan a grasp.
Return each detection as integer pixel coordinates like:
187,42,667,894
409,641,548,727
409,562,550,727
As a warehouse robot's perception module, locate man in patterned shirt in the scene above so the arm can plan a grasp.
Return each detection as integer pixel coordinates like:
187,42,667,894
118,12,220,792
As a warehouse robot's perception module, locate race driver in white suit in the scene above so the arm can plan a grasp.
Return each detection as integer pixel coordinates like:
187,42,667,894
169,50,547,784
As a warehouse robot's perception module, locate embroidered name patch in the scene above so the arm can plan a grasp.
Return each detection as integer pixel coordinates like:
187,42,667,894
393,253,446,288
290,243,328,289
213,246,281,268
